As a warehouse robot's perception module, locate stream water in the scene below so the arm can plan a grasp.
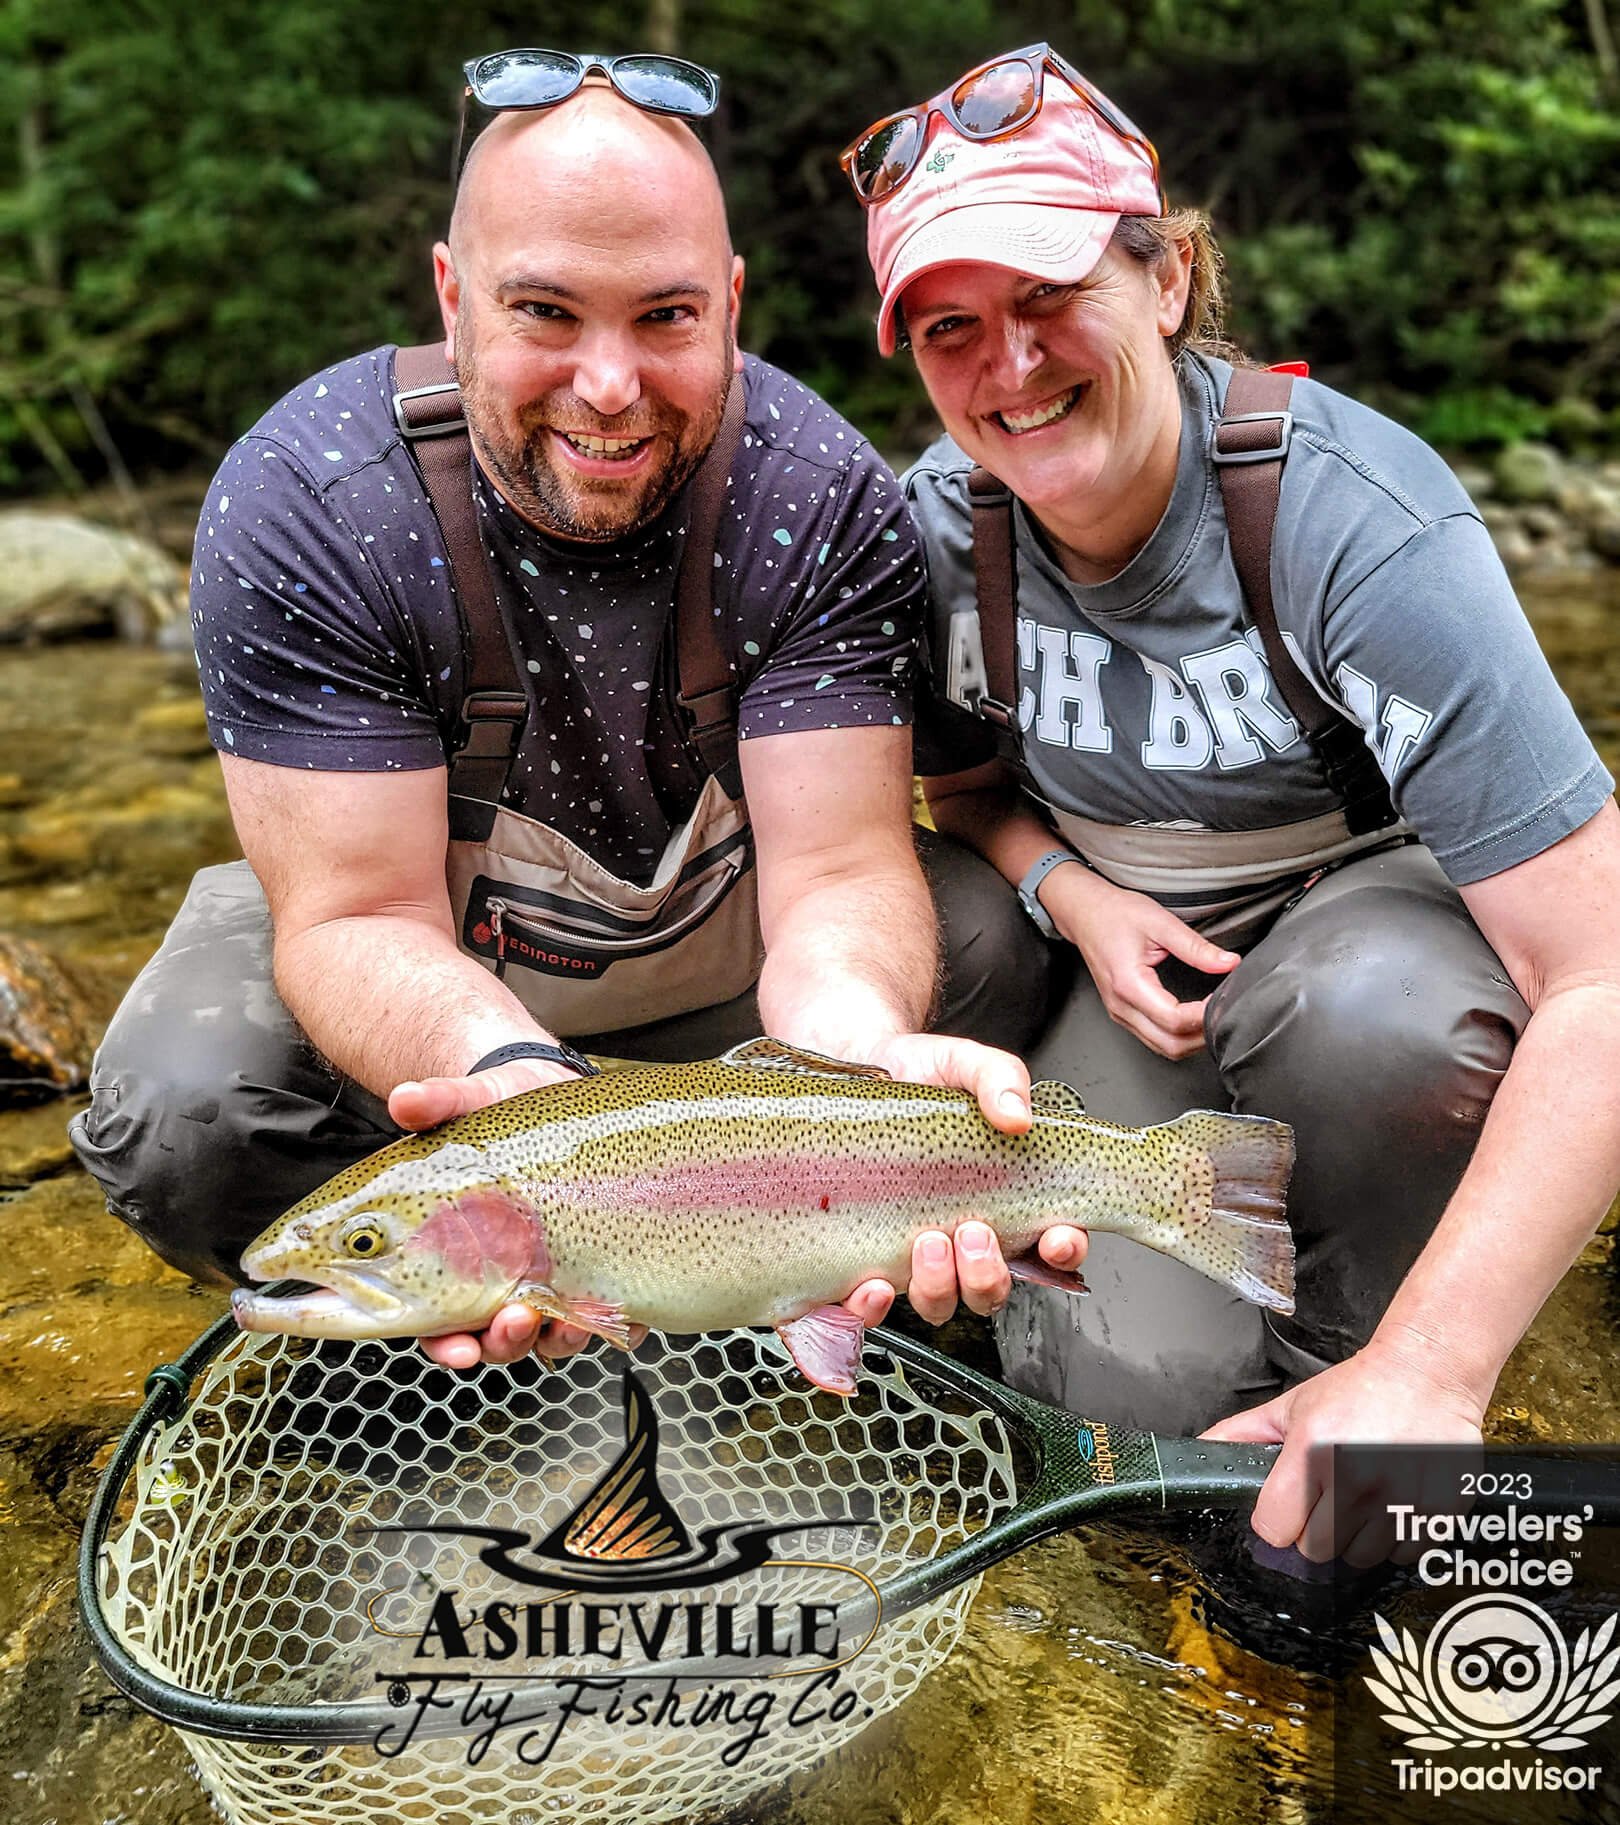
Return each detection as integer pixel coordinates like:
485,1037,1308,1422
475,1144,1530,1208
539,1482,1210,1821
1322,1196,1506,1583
0,575,1615,1825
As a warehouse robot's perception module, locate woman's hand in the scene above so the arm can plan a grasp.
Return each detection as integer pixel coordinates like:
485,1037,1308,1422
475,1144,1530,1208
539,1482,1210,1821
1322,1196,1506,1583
1201,1341,1488,1565
1043,865,1239,1060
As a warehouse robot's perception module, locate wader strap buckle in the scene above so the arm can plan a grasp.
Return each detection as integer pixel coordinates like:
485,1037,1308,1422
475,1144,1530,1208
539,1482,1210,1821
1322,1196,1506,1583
456,692,527,760
1210,409,1294,465
392,381,466,441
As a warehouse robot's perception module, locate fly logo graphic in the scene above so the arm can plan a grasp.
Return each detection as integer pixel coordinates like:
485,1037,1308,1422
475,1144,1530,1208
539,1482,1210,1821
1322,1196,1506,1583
1365,1591,1615,1796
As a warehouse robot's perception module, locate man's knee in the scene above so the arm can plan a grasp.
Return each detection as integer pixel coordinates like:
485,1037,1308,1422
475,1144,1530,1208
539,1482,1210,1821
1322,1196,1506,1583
69,862,393,1285
71,1041,374,1286
919,830,1056,1052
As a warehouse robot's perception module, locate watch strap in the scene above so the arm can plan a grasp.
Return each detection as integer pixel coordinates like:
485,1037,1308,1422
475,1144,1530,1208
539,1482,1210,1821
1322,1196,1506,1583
468,1040,601,1079
1016,848,1081,939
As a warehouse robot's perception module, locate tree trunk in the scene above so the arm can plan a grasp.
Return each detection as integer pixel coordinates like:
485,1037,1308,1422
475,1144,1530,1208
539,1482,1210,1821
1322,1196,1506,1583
1582,0,1618,89
646,0,681,56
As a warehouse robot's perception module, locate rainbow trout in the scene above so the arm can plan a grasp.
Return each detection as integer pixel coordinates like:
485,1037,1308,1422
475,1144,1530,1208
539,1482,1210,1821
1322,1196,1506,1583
233,1038,1294,1395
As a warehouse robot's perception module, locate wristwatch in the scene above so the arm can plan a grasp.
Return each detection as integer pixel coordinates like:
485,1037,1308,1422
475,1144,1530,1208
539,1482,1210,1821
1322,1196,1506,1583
468,1040,601,1078
1016,849,1080,940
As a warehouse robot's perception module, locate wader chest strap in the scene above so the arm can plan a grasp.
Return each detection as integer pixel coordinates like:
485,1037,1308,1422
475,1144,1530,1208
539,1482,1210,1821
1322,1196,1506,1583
675,378,745,796
393,344,526,818
392,344,746,816
1214,365,1395,835
966,467,1020,728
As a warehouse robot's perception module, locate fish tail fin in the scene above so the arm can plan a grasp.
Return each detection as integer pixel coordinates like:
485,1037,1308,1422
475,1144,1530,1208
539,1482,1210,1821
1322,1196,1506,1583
1161,1111,1296,1314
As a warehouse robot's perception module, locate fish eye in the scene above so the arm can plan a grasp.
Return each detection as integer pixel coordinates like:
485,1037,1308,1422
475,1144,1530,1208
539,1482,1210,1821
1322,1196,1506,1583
342,1218,388,1259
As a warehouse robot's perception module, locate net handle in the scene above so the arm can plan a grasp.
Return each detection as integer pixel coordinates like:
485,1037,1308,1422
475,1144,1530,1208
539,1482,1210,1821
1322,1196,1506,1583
866,1330,1278,1619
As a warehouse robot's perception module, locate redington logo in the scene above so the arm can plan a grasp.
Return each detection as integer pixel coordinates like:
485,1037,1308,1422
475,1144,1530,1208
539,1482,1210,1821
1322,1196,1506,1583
472,922,601,975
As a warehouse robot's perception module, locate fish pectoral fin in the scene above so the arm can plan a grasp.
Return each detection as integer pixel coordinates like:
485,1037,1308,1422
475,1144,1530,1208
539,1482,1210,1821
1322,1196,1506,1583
512,1285,635,1350
776,1306,866,1397
718,1037,891,1080
1008,1254,1090,1297
1029,1079,1088,1120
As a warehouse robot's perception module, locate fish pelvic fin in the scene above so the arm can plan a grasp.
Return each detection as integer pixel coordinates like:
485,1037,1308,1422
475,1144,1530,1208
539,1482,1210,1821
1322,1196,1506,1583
1008,1254,1089,1297
1161,1111,1296,1314
513,1284,635,1350
719,1037,891,1080
776,1305,865,1397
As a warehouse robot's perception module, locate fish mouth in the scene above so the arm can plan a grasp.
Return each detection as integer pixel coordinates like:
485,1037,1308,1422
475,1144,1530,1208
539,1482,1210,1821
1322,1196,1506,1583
232,1267,411,1337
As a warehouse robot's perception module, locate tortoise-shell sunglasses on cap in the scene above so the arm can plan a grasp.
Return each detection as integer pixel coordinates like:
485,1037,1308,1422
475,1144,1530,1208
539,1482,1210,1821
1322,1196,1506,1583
840,43,1163,209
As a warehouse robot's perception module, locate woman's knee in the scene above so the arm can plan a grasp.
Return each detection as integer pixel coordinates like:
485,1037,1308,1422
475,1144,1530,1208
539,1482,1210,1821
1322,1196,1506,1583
1209,881,1526,1142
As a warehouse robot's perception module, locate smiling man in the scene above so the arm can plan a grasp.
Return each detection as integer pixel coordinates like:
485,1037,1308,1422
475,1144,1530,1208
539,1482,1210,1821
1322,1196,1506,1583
70,65,1065,1365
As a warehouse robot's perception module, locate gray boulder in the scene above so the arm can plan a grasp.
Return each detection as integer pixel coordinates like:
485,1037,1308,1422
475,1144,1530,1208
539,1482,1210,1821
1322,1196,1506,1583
1492,442,1565,507
0,512,187,644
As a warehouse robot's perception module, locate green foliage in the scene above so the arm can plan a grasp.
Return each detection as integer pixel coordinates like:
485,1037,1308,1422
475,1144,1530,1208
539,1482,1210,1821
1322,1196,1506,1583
0,0,1616,490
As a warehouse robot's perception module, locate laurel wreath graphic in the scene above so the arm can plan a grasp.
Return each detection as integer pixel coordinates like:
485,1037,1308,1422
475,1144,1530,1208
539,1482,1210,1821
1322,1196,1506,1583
1363,1610,1620,1752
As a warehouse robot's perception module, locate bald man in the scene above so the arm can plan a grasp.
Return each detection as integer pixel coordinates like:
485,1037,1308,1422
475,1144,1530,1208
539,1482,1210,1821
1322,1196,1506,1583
70,82,1068,1367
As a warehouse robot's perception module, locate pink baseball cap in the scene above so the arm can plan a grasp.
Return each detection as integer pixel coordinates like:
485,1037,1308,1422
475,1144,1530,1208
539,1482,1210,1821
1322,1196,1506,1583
864,65,1163,356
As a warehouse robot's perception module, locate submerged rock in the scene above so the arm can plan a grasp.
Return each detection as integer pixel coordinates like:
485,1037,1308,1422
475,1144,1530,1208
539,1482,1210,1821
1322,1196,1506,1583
0,513,187,645
0,933,97,1099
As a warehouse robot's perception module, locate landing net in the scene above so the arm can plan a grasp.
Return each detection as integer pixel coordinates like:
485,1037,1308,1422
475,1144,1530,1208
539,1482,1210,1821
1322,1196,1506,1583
93,1324,1020,1824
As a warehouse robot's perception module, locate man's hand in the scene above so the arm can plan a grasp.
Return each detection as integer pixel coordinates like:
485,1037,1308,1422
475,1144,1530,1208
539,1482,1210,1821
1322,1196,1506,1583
857,1030,1035,1132
832,1031,1088,1327
843,1221,1089,1329
389,1056,586,1131
1201,1345,1487,1566
422,1306,651,1371
1045,869,1238,1061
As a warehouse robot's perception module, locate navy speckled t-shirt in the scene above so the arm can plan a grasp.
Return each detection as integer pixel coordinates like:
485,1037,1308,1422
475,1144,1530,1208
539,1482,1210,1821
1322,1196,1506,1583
191,349,923,881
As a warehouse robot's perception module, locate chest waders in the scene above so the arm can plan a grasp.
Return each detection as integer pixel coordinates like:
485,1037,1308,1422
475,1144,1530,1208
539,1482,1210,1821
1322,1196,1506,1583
957,365,1406,943
391,346,761,1036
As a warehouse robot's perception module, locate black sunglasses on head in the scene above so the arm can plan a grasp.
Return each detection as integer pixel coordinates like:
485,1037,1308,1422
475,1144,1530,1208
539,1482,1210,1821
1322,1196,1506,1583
453,48,721,181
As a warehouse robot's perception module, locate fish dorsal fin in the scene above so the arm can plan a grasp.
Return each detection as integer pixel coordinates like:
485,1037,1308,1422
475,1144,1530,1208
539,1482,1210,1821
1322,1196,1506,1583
718,1037,891,1079
1030,1079,1088,1121
540,1372,692,1564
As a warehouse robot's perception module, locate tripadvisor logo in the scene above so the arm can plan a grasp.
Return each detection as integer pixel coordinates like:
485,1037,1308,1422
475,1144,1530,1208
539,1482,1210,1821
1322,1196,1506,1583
363,1368,880,1766
1364,1593,1615,1798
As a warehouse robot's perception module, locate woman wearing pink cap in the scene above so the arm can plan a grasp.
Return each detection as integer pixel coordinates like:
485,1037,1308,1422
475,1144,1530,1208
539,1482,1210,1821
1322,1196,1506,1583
844,45,1620,1559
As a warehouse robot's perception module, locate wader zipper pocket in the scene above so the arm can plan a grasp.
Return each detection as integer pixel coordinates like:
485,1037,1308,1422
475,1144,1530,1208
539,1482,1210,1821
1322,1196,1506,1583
464,833,751,983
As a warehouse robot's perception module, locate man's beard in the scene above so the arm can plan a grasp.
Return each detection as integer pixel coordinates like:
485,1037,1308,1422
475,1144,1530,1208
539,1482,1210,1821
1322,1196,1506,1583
455,340,733,544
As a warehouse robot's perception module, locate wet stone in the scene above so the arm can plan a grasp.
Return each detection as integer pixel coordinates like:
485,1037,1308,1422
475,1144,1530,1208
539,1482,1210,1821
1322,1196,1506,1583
0,1096,86,1185
134,698,213,758
0,935,97,1098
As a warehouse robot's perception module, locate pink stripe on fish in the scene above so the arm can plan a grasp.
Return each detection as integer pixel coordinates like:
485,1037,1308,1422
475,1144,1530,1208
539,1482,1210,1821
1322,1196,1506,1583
406,1190,547,1280
564,1155,1016,1213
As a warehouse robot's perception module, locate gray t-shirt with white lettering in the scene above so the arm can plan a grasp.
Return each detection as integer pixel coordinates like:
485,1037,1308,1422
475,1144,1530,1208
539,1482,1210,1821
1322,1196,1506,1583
907,352,1610,914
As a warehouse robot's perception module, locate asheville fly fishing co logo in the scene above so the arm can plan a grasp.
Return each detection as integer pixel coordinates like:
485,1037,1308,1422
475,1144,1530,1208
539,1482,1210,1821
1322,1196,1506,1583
365,1368,881,1766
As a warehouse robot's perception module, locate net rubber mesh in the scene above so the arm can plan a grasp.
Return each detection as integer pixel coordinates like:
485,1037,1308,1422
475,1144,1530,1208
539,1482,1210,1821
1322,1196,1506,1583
97,1327,1020,1825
